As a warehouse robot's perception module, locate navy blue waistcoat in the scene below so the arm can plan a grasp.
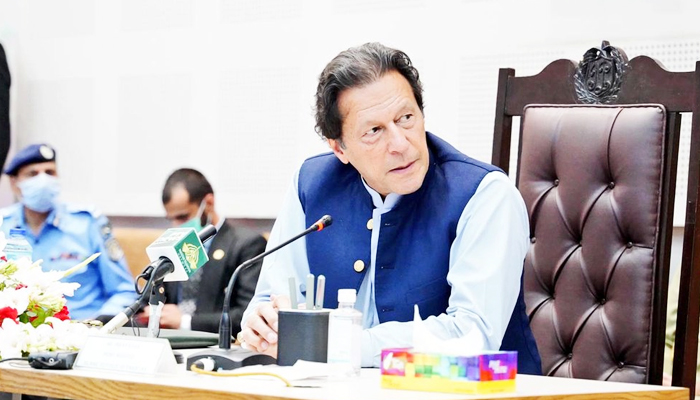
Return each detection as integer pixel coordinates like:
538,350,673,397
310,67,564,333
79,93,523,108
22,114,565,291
298,132,541,375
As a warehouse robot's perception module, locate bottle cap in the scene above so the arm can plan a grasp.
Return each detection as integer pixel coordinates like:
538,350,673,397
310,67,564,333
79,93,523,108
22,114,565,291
9,228,27,236
337,288,356,303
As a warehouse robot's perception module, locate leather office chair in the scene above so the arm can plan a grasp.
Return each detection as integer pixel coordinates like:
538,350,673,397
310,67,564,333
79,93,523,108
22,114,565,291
491,41,700,394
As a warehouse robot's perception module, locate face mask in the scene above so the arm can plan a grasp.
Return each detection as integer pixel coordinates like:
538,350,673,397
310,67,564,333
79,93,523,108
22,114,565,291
17,173,60,213
180,199,209,232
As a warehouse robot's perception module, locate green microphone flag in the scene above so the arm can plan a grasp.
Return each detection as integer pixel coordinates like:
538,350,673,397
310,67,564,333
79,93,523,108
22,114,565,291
146,228,209,281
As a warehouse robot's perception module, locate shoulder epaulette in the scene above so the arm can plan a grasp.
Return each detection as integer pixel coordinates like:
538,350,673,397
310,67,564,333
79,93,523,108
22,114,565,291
64,204,103,218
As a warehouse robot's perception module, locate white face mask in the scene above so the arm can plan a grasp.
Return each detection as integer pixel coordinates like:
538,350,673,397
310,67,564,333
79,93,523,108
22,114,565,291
18,173,60,212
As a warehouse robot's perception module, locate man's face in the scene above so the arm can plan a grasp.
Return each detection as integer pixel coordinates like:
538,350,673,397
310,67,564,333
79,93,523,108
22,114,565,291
164,186,200,227
328,70,429,198
10,161,58,197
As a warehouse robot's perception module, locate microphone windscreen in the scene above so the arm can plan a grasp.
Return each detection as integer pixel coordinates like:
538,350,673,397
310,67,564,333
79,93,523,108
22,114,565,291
146,228,210,282
321,215,333,228
312,215,333,231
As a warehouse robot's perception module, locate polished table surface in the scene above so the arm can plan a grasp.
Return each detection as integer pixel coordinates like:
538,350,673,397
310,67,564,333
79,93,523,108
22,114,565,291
0,361,688,400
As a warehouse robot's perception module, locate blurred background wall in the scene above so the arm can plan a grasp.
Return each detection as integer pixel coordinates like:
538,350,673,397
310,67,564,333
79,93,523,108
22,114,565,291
0,0,694,272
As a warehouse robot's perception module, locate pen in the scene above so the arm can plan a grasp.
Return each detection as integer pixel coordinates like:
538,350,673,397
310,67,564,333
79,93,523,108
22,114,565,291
62,252,100,279
306,274,315,310
288,277,298,309
315,275,325,310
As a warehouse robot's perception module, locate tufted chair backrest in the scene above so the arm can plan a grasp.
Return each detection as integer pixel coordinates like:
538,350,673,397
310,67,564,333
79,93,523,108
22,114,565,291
491,41,700,394
519,104,666,381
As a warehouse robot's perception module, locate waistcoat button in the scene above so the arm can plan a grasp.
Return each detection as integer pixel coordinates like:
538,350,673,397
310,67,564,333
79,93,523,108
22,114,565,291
354,260,365,273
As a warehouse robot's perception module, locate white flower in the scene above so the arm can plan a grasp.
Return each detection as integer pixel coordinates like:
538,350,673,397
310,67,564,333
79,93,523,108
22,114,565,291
0,287,30,314
50,318,93,349
0,252,92,359
0,319,94,358
0,319,25,359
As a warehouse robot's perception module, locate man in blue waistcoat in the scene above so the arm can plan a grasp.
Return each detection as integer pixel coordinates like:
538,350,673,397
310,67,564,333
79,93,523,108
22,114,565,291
240,43,541,374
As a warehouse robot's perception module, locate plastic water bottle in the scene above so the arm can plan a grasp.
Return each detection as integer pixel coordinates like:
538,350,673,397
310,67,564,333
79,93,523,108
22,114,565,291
4,228,33,262
327,288,362,376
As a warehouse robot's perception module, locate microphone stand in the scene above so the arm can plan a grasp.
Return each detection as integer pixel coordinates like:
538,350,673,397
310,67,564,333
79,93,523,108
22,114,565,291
186,215,332,371
146,259,175,337
98,258,171,334
146,282,166,338
99,225,218,335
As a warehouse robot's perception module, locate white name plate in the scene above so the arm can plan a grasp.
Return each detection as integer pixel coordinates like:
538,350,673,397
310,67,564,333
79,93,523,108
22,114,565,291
74,334,178,374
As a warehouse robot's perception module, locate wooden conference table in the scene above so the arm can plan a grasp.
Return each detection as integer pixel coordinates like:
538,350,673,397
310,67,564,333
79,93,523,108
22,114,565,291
0,361,688,400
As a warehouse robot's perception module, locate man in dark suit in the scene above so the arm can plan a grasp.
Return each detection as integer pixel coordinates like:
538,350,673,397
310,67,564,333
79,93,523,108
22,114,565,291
0,43,10,170
140,168,267,334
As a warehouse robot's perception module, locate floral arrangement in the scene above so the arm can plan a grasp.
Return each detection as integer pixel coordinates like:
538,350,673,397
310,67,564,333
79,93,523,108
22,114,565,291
0,228,96,359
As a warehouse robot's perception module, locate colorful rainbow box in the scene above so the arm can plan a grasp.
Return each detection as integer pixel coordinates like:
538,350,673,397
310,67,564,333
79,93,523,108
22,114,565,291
380,348,517,394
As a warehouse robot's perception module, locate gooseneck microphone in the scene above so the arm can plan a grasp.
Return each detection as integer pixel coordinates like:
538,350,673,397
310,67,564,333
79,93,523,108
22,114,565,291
218,214,332,349
146,224,217,282
186,214,332,371
99,225,217,334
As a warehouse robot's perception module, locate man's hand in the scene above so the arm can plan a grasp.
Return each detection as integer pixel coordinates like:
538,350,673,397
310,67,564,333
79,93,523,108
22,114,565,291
157,304,183,328
138,304,183,329
238,294,291,357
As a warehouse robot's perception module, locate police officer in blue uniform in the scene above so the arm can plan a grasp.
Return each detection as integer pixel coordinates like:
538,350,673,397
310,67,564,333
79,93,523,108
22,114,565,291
1,143,137,320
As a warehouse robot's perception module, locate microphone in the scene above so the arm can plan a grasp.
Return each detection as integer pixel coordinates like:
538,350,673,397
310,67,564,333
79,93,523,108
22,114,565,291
100,225,217,334
145,224,216,282
186,215,333,371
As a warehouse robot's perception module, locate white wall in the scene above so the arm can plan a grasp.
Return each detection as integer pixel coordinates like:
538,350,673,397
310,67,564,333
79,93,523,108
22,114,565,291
0,0,699,227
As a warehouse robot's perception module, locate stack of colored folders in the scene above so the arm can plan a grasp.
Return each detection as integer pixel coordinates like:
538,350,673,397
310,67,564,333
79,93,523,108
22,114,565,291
380,348,517,394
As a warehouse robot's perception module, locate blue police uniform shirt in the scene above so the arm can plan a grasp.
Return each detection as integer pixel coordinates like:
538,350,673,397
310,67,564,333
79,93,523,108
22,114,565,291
1,202,137,320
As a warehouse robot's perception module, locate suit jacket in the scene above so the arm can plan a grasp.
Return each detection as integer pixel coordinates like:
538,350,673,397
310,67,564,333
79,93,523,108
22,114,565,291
164,220,267,334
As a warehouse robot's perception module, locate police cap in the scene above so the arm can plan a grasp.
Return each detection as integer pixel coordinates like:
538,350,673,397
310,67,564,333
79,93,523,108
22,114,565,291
4,144,57,176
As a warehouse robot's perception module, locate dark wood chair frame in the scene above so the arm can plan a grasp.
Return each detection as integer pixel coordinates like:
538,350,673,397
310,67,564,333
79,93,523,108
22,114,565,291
491,41,700,395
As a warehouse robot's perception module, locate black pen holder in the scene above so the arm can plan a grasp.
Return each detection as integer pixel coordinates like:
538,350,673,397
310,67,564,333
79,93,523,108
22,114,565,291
277,309,330,366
